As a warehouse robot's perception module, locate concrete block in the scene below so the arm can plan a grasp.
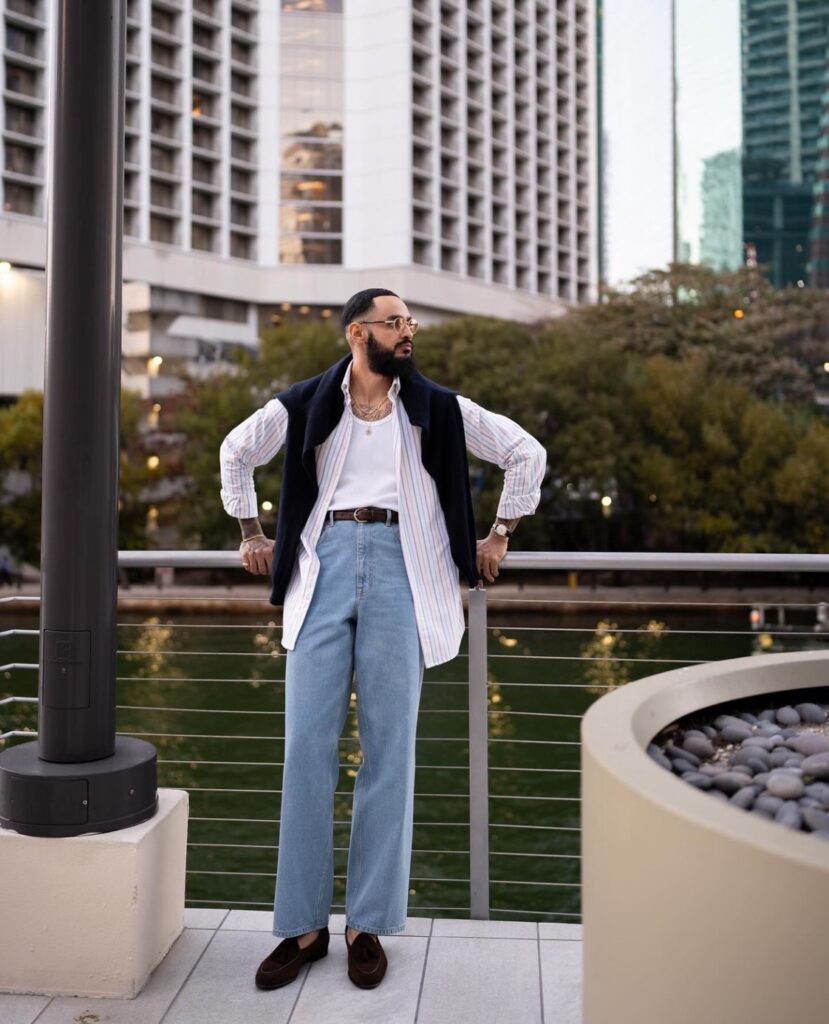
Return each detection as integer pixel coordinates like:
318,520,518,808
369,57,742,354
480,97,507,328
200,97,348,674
0,788,188,998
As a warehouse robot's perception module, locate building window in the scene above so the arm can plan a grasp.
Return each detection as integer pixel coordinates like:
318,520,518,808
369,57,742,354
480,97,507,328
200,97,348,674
191,223,217,252
280,236,342,263
150,215,177,244
2,180,38,216
279,0,343,264
280,173,342,202
4,144,37,177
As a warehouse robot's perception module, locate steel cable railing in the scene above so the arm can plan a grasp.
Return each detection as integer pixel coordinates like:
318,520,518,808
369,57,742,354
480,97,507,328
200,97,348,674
3,550,829,922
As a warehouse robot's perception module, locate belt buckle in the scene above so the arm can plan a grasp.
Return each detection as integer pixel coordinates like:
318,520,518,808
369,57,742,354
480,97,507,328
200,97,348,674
353,506,370,523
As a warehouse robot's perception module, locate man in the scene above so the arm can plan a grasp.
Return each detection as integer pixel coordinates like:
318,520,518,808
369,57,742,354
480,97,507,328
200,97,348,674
219,288,546,991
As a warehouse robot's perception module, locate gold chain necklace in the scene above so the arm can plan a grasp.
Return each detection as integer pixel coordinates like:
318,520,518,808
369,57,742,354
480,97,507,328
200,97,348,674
351,395,391,434
351,396,390,420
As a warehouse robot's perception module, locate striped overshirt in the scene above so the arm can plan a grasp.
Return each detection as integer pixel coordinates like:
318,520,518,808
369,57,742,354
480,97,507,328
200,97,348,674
219,361,547,667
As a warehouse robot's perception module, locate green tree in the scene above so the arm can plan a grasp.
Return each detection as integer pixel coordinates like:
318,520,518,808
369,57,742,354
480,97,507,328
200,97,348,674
164,266,829,556
169,321,345,549
0,388,153,566
626,351,829,552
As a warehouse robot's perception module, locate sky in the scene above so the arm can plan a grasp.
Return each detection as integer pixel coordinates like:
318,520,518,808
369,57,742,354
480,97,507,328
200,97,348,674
601,0,742,286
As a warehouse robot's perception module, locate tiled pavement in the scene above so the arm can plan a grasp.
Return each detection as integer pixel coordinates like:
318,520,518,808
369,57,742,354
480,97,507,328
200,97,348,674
0,911,583,1024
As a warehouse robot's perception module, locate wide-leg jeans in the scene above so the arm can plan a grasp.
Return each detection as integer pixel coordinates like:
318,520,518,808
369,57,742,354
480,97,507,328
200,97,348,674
272,517,425,937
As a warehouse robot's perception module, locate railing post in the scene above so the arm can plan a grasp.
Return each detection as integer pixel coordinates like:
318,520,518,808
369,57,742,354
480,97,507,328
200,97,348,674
468,585,490,919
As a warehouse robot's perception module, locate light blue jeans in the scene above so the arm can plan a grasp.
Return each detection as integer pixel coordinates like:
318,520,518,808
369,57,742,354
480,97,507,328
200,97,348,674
272,517,425,937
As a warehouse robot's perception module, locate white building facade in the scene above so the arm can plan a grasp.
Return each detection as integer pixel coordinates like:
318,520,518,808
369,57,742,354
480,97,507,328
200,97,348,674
1,0,597,401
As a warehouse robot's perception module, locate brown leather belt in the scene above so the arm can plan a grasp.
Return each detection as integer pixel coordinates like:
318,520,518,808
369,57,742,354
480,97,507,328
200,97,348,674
327,507,399,524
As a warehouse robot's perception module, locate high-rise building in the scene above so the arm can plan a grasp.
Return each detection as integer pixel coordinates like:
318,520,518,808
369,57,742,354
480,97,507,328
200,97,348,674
742,0,829,288
0,0,597,403
810,62,829,286
600,0,829,290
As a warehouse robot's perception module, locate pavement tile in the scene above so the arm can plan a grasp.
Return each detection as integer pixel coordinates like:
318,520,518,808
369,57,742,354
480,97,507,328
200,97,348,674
34,929,212,1024
0,994,52,1024
417,936,543,1024
292,934,427,1024
163,931,301,1024
184,908,229,930
540,938,582,1024
432,918,537,939
539,922,583,941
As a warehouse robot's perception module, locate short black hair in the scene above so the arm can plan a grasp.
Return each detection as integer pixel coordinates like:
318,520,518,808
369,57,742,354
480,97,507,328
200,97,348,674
340,288,399,332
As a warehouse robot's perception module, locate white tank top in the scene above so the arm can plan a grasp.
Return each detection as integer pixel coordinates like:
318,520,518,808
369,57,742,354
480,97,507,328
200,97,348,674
328,407,398,511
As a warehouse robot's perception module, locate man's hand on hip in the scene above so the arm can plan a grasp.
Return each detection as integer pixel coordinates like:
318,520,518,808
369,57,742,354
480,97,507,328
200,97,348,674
240,535,274,575
476,533,508,584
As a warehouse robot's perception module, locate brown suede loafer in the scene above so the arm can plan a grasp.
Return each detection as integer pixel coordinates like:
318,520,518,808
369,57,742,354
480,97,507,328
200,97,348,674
345,929,388,989
255,927,329,989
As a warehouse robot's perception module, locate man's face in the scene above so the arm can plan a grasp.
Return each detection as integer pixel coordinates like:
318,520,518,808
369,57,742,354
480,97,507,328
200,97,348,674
360,297,416,379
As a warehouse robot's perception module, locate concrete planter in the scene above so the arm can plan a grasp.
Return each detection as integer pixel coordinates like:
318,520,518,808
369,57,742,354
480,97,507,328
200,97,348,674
581,650,829,1024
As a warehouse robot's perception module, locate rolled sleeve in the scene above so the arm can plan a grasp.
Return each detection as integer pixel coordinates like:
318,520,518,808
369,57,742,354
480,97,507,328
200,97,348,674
219,398,289,519
457,394,547,519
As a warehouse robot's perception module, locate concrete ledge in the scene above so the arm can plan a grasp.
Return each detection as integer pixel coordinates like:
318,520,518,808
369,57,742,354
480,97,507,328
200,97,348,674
581,650,829,1024
0,787,188,999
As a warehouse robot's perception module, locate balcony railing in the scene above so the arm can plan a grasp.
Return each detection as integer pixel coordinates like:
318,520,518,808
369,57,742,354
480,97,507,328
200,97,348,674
2,551,829,922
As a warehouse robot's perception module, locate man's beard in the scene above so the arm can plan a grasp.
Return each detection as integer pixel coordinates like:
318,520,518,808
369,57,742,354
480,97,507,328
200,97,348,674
365,331,415,379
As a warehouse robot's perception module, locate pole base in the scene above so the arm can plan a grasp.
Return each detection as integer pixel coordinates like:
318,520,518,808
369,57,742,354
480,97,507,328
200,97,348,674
0,736,157,837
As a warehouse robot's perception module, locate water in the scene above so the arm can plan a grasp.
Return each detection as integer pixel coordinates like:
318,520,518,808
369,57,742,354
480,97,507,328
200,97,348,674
0,602,818,922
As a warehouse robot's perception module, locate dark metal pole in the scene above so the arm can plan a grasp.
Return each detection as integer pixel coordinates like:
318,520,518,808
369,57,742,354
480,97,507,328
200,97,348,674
0,0,156,837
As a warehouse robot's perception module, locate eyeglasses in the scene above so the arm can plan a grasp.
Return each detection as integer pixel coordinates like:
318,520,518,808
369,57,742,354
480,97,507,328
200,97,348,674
357,316,419,336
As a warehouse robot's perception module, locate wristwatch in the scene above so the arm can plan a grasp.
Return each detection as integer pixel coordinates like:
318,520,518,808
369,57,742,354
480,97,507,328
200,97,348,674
491,522,513,539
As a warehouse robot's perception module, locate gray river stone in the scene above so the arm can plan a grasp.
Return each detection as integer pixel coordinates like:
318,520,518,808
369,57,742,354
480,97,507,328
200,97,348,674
714,714,747,731
754,794,784,815
730,786,758,809
774,801,803,829
804,782,829,805
801,752,829,779
721,723,753,743
711,772,751,796
787,734,829,756
795,703,828,725
683,735,716,759
648,744,672,770
742,736,775,751
667,742,701,767
776,706,801,726
770,747,795,768
682,772,713,790
654,698,829,838
766,772,805,799
732,747,769,770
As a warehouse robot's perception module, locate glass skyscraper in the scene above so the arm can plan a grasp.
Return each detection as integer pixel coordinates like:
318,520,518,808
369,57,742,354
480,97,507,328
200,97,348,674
742,0,829,287
601,0,829,289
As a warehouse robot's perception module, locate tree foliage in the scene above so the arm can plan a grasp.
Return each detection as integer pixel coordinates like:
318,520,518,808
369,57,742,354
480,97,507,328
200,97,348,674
0,389,153,565
6,262,826,558
168,262,829,554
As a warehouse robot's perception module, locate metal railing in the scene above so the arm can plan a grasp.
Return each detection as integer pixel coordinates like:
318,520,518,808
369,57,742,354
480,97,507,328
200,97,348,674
2,550,829,922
